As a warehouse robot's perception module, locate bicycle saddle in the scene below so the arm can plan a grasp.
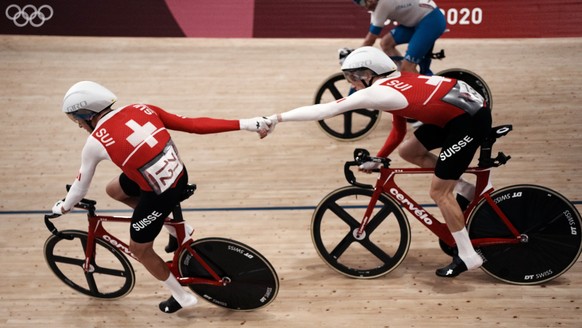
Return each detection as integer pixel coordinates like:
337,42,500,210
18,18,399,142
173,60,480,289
478,125,512,168
488,124,513,140
180,184,197,202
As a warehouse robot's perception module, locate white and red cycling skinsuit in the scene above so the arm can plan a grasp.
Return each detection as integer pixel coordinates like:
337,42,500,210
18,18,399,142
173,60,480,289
280,72,491,179
61,104,240,212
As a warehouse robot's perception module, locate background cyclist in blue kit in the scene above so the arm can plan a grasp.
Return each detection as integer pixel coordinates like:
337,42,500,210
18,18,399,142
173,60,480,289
353,0,447,74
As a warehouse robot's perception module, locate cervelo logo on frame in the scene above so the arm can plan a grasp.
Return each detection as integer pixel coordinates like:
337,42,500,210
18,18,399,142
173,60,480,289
5,4,53,27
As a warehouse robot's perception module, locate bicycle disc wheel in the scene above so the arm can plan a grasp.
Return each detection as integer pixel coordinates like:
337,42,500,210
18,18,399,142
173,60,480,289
178,238,279,311
468,185,582,284
311,186,411,278
437,68,493,110
43,230,135,299
314,73,381,141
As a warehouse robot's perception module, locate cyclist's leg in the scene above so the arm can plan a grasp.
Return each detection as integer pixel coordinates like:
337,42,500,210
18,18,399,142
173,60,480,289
127,172,197,312
432,110,491,276
106,173,139,208
405,8,447,75
382,26,414,72
402,123,475,209
398,124,441,167
109,173,188,252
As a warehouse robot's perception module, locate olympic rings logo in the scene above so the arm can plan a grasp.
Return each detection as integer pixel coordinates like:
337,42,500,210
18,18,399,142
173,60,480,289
5,4,54,27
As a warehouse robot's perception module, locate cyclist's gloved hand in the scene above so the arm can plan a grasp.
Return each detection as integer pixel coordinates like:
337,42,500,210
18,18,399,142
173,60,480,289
338,48,354,65
51,199,69,215
265,114,279,135
240,117,272,139
358,161,382,173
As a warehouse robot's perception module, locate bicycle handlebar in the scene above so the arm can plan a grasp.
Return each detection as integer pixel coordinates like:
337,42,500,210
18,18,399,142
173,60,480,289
44,185,99,238
344,148,391,189
44,213,74,240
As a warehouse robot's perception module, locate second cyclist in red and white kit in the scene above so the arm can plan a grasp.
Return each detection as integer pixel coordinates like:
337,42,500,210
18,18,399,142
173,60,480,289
267,47,491,277
51,81,272,313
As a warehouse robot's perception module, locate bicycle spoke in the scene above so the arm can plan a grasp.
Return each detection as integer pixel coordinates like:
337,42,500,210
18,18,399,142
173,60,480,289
50,255,85,267
93,265,131,277
84,271,99,294
359,238,392,263
326,83,344,100
364,205,391,234
329,233,355,260
327,201,362,229
342,111,353,135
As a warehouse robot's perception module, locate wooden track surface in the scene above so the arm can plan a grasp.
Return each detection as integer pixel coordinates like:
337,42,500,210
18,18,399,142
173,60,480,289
0,35,581,327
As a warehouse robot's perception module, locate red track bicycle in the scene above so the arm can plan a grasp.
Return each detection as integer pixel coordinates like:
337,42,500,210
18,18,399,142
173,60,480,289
43,184,279,310
311,125,582,284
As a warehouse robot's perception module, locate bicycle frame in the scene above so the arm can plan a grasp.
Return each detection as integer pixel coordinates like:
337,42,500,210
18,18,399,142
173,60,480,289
355,164,523,249
80,212,226,287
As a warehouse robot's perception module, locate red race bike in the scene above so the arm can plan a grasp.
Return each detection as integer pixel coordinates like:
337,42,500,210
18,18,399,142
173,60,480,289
311,125,582,284
44,184,279,310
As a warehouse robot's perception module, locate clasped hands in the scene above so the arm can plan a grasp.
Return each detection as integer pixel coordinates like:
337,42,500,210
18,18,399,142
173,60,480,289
240,115,279,139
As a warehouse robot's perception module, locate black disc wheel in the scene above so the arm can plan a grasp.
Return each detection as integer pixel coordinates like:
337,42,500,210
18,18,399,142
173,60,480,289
468,185,582,284
178,238,279,310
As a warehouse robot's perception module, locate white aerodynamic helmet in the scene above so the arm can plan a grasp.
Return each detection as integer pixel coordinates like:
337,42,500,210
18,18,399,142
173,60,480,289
341,46,397,76
62,81,117,121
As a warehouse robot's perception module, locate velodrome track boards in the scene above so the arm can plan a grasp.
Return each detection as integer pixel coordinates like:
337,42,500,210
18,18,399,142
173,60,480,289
0,36,581,327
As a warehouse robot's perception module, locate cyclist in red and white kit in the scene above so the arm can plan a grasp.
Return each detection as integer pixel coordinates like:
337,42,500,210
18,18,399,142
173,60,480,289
267,47,491,277
51,81,271,313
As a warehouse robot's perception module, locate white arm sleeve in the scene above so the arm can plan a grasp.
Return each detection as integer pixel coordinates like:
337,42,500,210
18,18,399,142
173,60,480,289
280,103,346,122
280,82,407,122
62,137,110,211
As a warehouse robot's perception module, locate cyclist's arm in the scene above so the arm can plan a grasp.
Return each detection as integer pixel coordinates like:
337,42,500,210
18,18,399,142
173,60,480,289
61,138,109,212
362,32,378,46
376,115,407,158
363,0,392,47
277,81,407,122
363,20,384,47
277,90,373,122
147,104,241,134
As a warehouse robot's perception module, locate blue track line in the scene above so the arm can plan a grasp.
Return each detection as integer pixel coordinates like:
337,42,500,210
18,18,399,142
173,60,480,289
1,200,581,216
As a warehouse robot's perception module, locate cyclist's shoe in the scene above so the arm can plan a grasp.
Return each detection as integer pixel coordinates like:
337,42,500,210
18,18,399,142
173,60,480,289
456,194,471,211
159,296,183,313
435,255,467,277
159,295,197,314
